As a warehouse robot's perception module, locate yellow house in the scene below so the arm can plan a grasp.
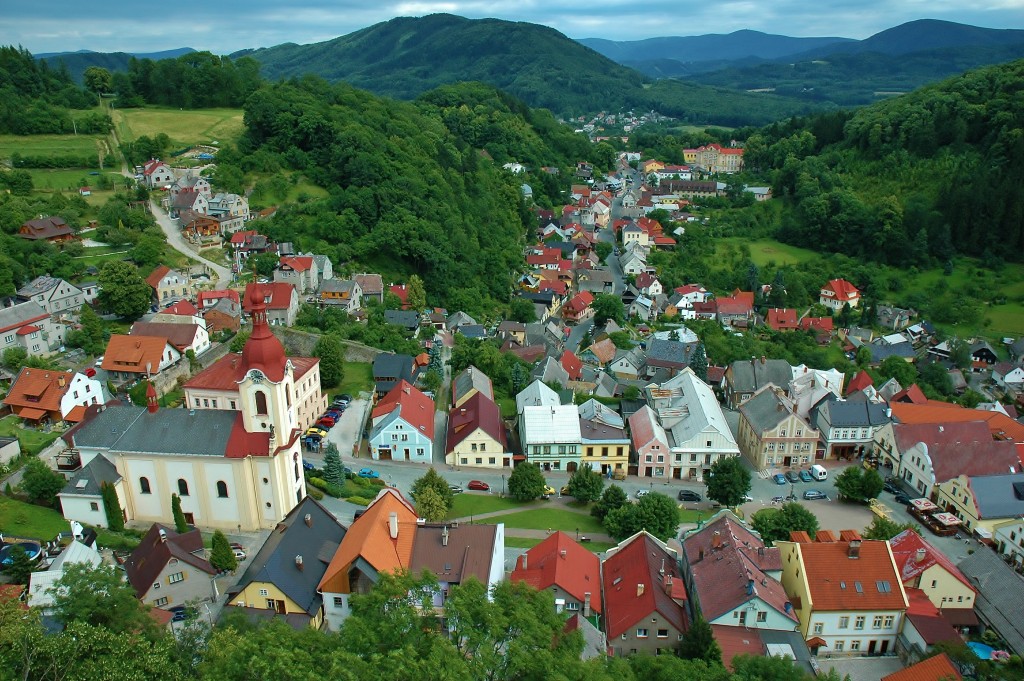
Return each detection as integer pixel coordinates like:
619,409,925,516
737,386,820,470
641,159,665,175
935,472,1024,538
888,529,976,619
446,392,513,468
145,264,193,303
228,497,347,628
579,399,629,476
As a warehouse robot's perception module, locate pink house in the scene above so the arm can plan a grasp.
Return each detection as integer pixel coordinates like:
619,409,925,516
628,405,670,478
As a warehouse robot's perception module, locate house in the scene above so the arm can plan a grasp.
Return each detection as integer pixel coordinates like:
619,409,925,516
788,365,845,421
881,653,962,681
715,289,755,327
145,265,192,304
766,308,799,332
846,370,874,396
602,531,689,656
810,395,890,460
197,289,241,311
27,539,102,613
229,230,277,270
511,531,601,620
641,368,740,481
610,347,645,380
383,310,421,332
152,299,204,327
56,455,123,528
203,296,242,334
993,517,1024,567
100,334,180,383
228,497,346,629
0,299,64,356
274,255,319,294
446,311,477,330
889,530,976,623
819,279,861,311
644,338,696,377
531,356,570,389
124,524,218,610
318,279,362,313
3,368,104,424
562,291,594,324
899,588,963,661
970,341,999,368
206,192,249,221
560,350,583,382
130,321,210,357
885,401,1024,454
142,159,175,188
496,321,526,346
519,398,582,473
410,522,505,614
723,357,793,408
578,400,629,477
934,472,1024,539
681,513,799,631
993,362,1024,390
957,548,1024,656
737,387,820,471
61,290,320,532
18,216,77,243
369,381,434,463
170,189,209,217
881,421,1020,499
372,353,416,398
451,365,493,408
777,532,908,656
318,488,419,630
876,305,914,331
445,392,510,468
685,143,744,174
242,282,299,327
619,250,647,276
351,273,383,304
16,276,84,315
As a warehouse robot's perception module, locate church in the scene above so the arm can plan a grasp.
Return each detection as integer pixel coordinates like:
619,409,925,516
58,287,327,532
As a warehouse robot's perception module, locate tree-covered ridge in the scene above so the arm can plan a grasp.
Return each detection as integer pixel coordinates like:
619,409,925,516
111,52,262,108
741,58,1024,265
0,46,106,134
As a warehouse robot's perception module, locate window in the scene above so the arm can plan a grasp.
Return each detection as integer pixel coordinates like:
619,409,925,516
873,616,883,629
480,443,486,452
416,448,425,455
850,640,861,651
489,458,495,465
194,398,200,407
854,616,865,630
930,580,937,588
813,622,823,634
884,616,895,628
90,502,99,511
333,597,343,607
140,477,152,494
203,399,209,407
756,611,767,622
177,479,190,496
475,458,482,465
230,400,236,410
259,589,269,597
168,572,184,584
566,602,579,611
154,597,169,607
216,481,229,498
834,641,844,652
254,391,268,415
706,441,712,447
839,616,849,629
636,628,648,638
460,458,468,465
657,629,668,638
212,399,218,408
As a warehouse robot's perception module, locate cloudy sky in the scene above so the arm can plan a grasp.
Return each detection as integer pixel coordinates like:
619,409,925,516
4,0,1023,55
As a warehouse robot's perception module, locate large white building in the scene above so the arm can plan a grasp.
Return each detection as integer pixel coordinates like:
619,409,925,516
58,288,322,532
516,380,582,472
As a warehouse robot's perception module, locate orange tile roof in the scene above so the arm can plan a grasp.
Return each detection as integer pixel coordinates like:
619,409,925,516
792,538,907,612
242,282,296,311
891,402,1024,449
822,278,860,300
511,532,602,614
881,653,961,681
145,264,171,290
318,489,418,594
711,625,766,671
279,255,313,272
101,335,172,374
2,367,73,415
602,533,687,639
371,380,434,440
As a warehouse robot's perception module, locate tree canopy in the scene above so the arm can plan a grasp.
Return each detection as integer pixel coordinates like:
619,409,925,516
706,457,752,507
507,462,546,501
566,462,604,503
751,503,819,545
834,466,885,503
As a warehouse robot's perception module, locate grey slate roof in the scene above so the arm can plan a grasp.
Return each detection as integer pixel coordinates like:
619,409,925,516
17,275,67,298
727,358,792,394
0,300,47,331
373,353,415,394
531,356,570,388
867,341,916,362
738,388,792,434
452,366,493,404
59,455,121,497
68,405,237,456
230,497,347,618
813,395,890,428
383,310,421,330
645,338,696,368
957,548,1024,656
970,473,1024,519
456,324,487,339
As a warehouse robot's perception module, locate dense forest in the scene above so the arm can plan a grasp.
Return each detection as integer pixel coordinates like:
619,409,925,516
109,52,262,108
735,58,1024,265
0,47,109,134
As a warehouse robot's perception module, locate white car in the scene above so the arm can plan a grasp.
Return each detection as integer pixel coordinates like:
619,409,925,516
636,489,650,498
94,356,104,367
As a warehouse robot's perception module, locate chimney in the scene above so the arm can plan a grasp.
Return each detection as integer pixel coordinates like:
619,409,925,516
848,540,861,559
158,528,167,543
915,547,926,564
698,548,705,562
388,512,399,539
295,555,304,571
636,583,645,597
304,514,312,528
712,531,722,549
560,549,567,558
522,553,527,570
58,375,66,388
659,558,665,576
442,526,449,547
583,592,592,617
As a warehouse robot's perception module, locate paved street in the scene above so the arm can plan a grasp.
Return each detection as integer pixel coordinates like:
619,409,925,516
149,200,231,284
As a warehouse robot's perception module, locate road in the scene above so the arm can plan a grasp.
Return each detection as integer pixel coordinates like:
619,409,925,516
149,199,231,284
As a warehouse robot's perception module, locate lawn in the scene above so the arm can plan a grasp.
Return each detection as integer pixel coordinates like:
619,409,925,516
332,362,373,399
114,107,244,147
0,495,69,540
485,508,605,534
73,244,132,270
0,415,61,456
504,536,617,553
0,133,102,157
717,237,819,268
27,169,107,191
678,508,709,524
447,494,534,519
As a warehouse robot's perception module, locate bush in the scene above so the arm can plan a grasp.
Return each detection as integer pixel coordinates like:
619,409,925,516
347,496,372,507
306,486,324,500
308,477,343,498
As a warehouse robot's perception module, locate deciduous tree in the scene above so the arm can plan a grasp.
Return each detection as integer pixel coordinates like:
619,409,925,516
566,462,604,503
406,274,427,312
97,261,151,320
592,293,625,325
604,492,678,541
751,503,819,545
706,456,751,507
591,483,628,521
50,563,155,636
313,334,344,388
834,466,884,503
414,487,448,522
507,462,545,501
410,467,455,513
862,516,920,541
20,457,66,507
1,544,36,584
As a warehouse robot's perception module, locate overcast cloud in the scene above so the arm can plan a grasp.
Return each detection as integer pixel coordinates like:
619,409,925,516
3,0,1023,55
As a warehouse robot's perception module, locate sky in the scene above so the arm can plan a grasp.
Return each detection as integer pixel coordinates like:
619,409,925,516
4,0,1024,55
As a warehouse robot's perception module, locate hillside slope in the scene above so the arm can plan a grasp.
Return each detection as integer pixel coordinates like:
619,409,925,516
579,30,852,64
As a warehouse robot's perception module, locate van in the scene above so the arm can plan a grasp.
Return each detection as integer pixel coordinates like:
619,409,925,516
810,464,828,481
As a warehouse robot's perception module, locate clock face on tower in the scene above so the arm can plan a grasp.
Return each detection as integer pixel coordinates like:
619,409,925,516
247,369,266,384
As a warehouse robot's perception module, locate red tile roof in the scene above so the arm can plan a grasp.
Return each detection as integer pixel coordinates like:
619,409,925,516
602,533,687,639
711,625,766,671
560,350,583,381
184,353,318,392
766,308,798,331
197,289,241,308
800,317,834,332
101,335,173,375
2,367,73,416
16,324,40,336
224,411,272,458
846,370,874,395
372,380,434,440
445,392,507,453
279,255,313,272
145,265,172,290
715,289,754,315
130,322,201,352
511,532,601,614
242,282,296,311
892,420,1021,482
892,384,928,404
889,530,975,592
881,653,962,681
564,291,594,316
789,537,907,611
821,278,860,301
903,588,961,646
159,299,199,316
229,230,258,245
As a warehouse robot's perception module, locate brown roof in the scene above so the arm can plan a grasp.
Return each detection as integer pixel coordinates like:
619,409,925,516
586,338,617,364
881,653,961,681
101,335,173,374
893,421,1021,483
353,273,383,296
409,524,497,586
787,537,907,612
130,321,201,351
511,531,602,614
711,625,766,672
445,392,507,453
145,265,172,290
124,524,216,598
602,532,687,639
20,216,74,240
2,367,73,415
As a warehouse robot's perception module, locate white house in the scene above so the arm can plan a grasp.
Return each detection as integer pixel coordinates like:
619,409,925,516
27,539,103,612
17,276,85,315
59,372,107,420
516,381,581,472
369,380,435,463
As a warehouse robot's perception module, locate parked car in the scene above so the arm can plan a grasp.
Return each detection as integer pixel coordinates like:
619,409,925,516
449,485,464,494
677,490,702,502
803,489,829,500
316,417,336,428
357,467,380,479
302,460,315,471
339,394,353,402
84,367,97,378
232,547,247,561
636,489,650,498
467,480,490,491
229,542,244,551
560,485,572,496
799,469,813,482
169,605,193,622
773,473,787,485
894,493,912,505
543,485,556,497
786,470,801,483
94,355,104,367
883,481,901,495
305,427,328,438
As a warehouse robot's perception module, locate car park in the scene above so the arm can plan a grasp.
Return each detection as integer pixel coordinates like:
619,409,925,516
636,489,650,498
677,490,702,502
803,489,828,500
773,473,787,485
449,485,464,494
799,469,813,482
786,470,801,483
357,467,379,479
467,480,490,491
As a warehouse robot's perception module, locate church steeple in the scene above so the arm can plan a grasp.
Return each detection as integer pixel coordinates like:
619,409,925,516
240,283,287,382
146,381,158,414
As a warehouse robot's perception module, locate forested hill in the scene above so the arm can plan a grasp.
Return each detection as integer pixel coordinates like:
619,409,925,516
236,79,599,315
741,59,1024,265
0,46,108,134
231,13,819,125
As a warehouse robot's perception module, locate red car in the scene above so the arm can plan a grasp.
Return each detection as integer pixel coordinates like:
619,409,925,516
467,480,490,491
317,417,336,428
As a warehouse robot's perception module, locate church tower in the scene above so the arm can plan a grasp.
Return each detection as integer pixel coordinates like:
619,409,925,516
237,285,297,439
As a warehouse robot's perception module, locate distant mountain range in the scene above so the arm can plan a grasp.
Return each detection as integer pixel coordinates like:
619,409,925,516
37,47,196,82
578,30,853,65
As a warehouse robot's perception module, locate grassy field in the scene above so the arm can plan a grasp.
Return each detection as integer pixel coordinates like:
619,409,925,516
0,495,69,540
717,237,819,268
0,415,61,456
448,494,533,518
486,508,605,534
332,362,373,399
114,107,244,147
0,133,102,158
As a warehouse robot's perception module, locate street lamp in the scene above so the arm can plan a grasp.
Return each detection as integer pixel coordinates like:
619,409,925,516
576,527,580,541
501,475,505,498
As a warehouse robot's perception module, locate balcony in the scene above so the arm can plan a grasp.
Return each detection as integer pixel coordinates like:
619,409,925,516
55,449,81,473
